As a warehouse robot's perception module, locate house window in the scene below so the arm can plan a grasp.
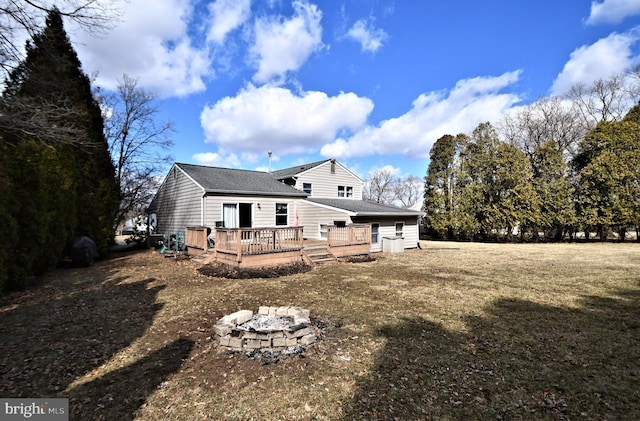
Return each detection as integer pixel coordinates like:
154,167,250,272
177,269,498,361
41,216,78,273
319,224,328,240
371,223,380,243
395,222,404,237
276,203,288,226
338,186,352,198
303,182,312,194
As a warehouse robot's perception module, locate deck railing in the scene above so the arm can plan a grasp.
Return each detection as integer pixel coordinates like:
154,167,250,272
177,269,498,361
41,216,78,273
186,226,209,250
327,224,372,258
327,224,371,247
215,227,304,258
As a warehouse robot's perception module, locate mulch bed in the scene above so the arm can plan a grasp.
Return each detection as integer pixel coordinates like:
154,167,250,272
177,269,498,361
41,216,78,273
340,254,377,263
197,262,313,279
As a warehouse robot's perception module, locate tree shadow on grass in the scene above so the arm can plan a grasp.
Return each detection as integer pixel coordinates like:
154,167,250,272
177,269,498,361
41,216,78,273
66,337,193,420
342,286,640,420
0,264,180,420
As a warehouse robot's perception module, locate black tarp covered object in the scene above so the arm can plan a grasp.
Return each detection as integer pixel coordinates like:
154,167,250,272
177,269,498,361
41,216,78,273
71,236,99,267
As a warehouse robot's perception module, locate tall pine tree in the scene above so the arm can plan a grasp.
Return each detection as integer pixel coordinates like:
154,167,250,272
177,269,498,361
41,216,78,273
424,134,466,239
0,9,119,291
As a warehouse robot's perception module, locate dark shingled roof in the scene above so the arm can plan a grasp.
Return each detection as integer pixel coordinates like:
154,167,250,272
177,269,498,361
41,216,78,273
308,198,423,216
176,163,308,197
270,159,331,180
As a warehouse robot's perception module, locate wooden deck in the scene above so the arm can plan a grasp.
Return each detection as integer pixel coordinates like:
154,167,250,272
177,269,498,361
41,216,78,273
187,225,371,268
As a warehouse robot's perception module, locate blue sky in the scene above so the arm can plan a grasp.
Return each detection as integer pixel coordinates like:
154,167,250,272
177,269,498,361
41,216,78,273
69,0,640,179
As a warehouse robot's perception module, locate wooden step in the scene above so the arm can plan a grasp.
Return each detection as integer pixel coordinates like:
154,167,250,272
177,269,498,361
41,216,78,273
303,244,337,264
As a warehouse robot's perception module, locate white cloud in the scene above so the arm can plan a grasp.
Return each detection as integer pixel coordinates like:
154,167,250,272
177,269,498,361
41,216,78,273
192,151,242,167
200,83,374,155
207,0,252,44
368,164,401,177
586,0,640,25
73,0,211,97
321,71,522,159
250,0,324,83
551,30,640,95
346,19,388,53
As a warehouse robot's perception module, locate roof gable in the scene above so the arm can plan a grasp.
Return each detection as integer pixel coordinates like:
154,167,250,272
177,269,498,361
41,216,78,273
272,159,363,182
270,159,331,180
176,163,307,197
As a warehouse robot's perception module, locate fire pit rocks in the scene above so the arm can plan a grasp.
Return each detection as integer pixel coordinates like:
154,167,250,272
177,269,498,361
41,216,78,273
213,306,316,355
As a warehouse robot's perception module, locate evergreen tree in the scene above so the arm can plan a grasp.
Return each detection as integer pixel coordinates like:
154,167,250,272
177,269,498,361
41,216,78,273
621,103,640,240
531,141,576,240
424,134,465,239
0,9,118,291
23,9,118,253
455,123,539,240
574,116,640,240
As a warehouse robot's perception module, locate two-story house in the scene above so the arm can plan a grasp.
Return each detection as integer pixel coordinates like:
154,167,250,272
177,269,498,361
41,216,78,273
147,159,423,252
271,159,422,252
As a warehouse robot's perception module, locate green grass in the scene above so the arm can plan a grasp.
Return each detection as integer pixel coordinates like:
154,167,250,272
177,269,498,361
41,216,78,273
1,241,638,420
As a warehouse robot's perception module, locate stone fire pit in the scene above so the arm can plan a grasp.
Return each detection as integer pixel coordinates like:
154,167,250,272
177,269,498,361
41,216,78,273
213,306,316,356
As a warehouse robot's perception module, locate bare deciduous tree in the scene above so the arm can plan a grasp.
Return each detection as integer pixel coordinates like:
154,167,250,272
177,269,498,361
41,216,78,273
394,174,423,208
364,168,423,208
500,96,585,161
99,74,174,229
363,167,396,204
566,73,635,130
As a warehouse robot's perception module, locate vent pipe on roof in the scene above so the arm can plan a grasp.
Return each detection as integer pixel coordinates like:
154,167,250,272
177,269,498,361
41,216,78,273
268,151,272,174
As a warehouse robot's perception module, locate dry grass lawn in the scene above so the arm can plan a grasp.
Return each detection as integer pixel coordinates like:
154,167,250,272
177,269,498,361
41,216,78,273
1,241,639,420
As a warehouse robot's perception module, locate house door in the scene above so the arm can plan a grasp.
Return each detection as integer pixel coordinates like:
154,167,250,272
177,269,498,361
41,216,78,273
239,203,252,228
222,203,253,228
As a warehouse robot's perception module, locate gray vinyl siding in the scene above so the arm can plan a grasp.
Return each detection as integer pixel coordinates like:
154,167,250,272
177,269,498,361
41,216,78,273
151,165,204,234
203,196,304,229
297,200,353,239
294,161,363,200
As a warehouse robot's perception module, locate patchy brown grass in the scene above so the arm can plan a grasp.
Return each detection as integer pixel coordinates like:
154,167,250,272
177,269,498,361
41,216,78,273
1,241,639,420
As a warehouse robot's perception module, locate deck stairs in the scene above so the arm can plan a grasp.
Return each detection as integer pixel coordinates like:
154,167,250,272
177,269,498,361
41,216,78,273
303,242,337,265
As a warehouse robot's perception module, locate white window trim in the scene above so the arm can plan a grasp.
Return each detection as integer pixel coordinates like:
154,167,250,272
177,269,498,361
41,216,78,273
319,223,328,240
371,223,380,244
275,202,288,226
